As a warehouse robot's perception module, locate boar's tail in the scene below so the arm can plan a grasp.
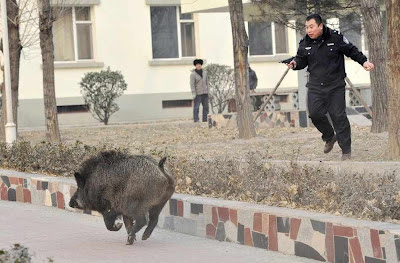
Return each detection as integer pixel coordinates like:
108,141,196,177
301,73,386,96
159,157,174,185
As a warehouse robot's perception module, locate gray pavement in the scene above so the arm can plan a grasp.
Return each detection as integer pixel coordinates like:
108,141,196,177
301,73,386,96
0,201,317,263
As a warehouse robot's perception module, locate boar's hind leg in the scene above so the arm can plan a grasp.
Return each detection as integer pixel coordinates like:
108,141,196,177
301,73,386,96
103,210,123,231
123,215,136,245
142,204,165,240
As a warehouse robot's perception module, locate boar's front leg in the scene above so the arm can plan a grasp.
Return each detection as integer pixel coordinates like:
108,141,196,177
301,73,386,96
122,214,147,245
102,210,123,231
123,215,136,245
123,202,148,245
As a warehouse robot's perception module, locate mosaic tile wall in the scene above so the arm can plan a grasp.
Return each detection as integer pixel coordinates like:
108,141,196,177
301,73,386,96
208,111,309,129
162,198,400,263
1,173,400,263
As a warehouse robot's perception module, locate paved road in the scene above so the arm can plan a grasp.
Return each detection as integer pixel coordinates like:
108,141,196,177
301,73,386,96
0,201,317,263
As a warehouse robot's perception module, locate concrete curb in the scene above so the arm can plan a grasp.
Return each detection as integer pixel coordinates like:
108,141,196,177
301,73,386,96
1,169,399,263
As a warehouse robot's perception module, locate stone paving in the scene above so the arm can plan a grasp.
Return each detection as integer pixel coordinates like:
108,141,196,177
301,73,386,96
0,201,318,263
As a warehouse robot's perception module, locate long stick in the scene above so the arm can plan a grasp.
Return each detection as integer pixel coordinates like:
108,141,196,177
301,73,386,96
253,67,290,122
345,77,373,118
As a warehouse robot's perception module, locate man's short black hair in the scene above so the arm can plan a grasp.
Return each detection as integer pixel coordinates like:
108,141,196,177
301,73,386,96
193,59,203,66
306,14,322,25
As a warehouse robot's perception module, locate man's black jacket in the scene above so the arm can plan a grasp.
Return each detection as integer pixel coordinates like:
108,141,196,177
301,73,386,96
294,26,367,87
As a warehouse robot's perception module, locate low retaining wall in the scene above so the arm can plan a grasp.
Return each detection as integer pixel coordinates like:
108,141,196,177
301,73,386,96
1,169,400,263
208,111,309,129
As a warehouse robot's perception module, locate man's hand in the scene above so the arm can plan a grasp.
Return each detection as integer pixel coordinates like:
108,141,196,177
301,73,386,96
363,61,374,71
287,61,297,69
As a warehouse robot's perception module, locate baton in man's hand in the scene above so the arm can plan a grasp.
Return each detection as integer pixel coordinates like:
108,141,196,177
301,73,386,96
253,58,293,122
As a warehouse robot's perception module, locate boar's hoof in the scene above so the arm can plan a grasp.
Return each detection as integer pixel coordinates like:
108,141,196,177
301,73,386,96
113,222,123,231
126,234,136,245
142,233,149,241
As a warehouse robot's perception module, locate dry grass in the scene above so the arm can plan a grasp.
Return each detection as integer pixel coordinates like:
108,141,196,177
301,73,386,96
19,120,391,162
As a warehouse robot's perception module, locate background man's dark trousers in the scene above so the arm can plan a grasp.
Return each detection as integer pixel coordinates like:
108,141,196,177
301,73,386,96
307,83,351,154
193,94,209,122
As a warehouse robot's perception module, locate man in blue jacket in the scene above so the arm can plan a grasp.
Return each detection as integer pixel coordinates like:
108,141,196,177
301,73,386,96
287,14,374,161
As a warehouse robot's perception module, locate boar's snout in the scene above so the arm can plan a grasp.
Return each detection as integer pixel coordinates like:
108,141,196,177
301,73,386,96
69,196,84,209
69,198,78,208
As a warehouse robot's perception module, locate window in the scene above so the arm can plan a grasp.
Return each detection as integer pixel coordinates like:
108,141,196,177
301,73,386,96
248,21,288,56
180,8,196,57
162,99,193,108
57,104,89,114
150,6,196,59
53,7,94,61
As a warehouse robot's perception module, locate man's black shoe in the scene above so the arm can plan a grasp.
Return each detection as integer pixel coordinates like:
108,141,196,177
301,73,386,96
341,152,352,161
324,135,337,154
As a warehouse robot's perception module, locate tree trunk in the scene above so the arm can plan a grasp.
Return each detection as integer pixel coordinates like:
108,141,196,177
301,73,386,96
360,0,388,133
228,0,256,139
38,0,61,142
386,0,400,158
7,0,21,131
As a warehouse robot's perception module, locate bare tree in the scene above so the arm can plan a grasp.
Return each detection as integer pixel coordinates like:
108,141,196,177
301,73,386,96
360,0,388,133
386,0,400,158
228,0,256,139
37,0,62,141
250,0,360,31
0,0,70,141
204,63,235,114
0,0,22,139
0,0,43,139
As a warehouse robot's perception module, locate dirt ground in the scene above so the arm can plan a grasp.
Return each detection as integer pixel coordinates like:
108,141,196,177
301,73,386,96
19,119,392,162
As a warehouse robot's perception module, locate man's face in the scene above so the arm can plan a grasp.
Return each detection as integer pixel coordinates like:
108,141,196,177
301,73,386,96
305,19,323,39
195,64,202,70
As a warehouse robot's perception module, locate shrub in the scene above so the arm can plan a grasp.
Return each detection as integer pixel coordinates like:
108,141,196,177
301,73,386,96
167,150,400,222
80,67,127,125
204,64,235,114
0,244,54,263
1,142,399,222
0,141,126,177
0,244,33,263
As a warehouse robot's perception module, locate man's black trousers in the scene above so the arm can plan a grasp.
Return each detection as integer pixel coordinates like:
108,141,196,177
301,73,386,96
193,94,209,122
307,84,351,154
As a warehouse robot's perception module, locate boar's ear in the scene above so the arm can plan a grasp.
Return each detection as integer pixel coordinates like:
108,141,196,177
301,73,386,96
74,172,86,186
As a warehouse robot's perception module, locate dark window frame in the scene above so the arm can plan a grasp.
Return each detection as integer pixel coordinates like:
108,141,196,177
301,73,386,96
162,99,193,109
57,104,90,114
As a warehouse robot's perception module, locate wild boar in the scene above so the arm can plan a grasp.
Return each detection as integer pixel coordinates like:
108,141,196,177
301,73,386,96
69,150,175,245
